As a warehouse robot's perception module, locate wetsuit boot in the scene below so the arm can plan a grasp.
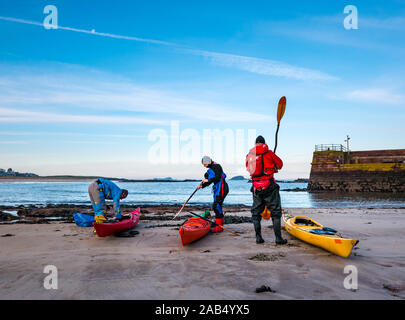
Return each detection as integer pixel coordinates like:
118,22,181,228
211,218,224,233
93,203,106,223
253,219,264,244
272,216,287,245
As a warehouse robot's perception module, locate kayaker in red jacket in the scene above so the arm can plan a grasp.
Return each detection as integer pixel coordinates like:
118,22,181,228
246,135,287,245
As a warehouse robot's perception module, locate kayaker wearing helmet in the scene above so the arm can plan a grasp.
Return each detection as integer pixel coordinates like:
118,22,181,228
246,136,287,245
88,178,128,223
197,156,229,233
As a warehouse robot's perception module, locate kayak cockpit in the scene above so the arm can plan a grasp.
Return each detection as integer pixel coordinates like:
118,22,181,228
293,217,322,227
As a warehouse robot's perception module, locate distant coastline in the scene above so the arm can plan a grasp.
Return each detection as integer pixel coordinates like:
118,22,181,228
0,176,201,183
228,176,309,183
0,175,309,183
0,168,38,178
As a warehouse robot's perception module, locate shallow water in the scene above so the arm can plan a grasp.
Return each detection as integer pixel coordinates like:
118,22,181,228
0,180,404,208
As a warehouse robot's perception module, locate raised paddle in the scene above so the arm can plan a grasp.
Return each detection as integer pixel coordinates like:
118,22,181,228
189,211,239,236
274,96,286,153
172,185,200,220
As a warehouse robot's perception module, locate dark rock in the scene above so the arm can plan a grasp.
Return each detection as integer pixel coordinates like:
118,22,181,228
17,209,30,217
224,216,252,224
0,211,17,221
282,188,308,192
383,284,403,293
37,219,50,224
255,285,275,293
249,253,270,261
114,229,139,237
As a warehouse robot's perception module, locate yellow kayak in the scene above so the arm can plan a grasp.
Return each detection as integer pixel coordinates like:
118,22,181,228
282,212,359,258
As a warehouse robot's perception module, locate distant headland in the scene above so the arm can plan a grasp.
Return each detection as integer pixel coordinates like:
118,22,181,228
0,168,38,177
0,174,200,183
0,170,308,183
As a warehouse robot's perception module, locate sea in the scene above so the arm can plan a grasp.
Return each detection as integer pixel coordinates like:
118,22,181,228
0,180,404,208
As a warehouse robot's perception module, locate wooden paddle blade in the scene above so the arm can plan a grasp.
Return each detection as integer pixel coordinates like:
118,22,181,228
277,96,286,123
221,226,239,236
173,206,185,220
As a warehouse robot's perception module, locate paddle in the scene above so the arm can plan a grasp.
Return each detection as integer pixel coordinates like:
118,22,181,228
172,185,200,220
189,211,239,236
274,96,286,153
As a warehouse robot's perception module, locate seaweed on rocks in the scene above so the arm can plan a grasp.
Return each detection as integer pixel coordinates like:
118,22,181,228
249,253,285,262
0,211,19,221
282,188,308,192
4,205,253,225
224,216,252,224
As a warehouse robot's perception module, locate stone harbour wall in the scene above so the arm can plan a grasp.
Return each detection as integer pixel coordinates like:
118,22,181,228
308,149,405,192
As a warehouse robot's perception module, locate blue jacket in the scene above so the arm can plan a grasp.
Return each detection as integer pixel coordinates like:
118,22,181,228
97,178,123,218
202,162,227,198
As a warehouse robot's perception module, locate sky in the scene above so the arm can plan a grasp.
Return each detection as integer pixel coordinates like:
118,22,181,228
0,0,404,179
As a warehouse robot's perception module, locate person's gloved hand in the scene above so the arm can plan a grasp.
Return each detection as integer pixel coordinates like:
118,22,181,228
95,214,106,223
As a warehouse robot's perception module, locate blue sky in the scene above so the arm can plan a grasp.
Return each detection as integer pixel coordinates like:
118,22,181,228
0,0,404,179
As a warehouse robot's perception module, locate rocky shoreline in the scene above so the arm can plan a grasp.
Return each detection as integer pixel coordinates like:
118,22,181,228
0,204,252,225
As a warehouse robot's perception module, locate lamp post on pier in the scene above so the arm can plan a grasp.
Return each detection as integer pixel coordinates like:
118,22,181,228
345,135,351,163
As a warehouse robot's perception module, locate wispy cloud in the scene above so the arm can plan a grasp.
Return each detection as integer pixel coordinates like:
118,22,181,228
0,141,27,144
189,50,338,81
311,15,405,31
0,67,272,123
0,131,146,138
345,88,405,104
0,15,336,81
0,107,165,124
257,14,405,52
358,16,405,31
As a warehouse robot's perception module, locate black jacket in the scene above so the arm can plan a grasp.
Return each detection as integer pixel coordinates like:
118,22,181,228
202,162,224,188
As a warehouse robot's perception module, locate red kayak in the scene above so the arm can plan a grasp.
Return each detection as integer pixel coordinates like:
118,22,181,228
179,217,211,246
93,208,141,237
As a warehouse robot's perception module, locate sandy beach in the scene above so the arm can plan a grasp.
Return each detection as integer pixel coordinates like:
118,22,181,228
0,206,404,300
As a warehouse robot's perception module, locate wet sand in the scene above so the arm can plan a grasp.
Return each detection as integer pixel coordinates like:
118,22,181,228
0,207,404,300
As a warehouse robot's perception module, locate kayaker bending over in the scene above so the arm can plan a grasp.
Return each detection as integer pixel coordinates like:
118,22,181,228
246,136,287,245
88,178,128,223
197,156,229,233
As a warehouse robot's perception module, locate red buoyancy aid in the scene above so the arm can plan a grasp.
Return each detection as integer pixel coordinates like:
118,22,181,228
246,143,283,181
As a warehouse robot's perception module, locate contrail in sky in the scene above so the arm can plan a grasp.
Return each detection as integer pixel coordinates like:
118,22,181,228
0,16,174,45
0,15,338,81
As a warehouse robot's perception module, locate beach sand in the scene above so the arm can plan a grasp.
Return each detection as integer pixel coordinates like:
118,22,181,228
1,207,404,300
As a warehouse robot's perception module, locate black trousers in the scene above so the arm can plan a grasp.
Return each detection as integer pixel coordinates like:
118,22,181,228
251,180,282,222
